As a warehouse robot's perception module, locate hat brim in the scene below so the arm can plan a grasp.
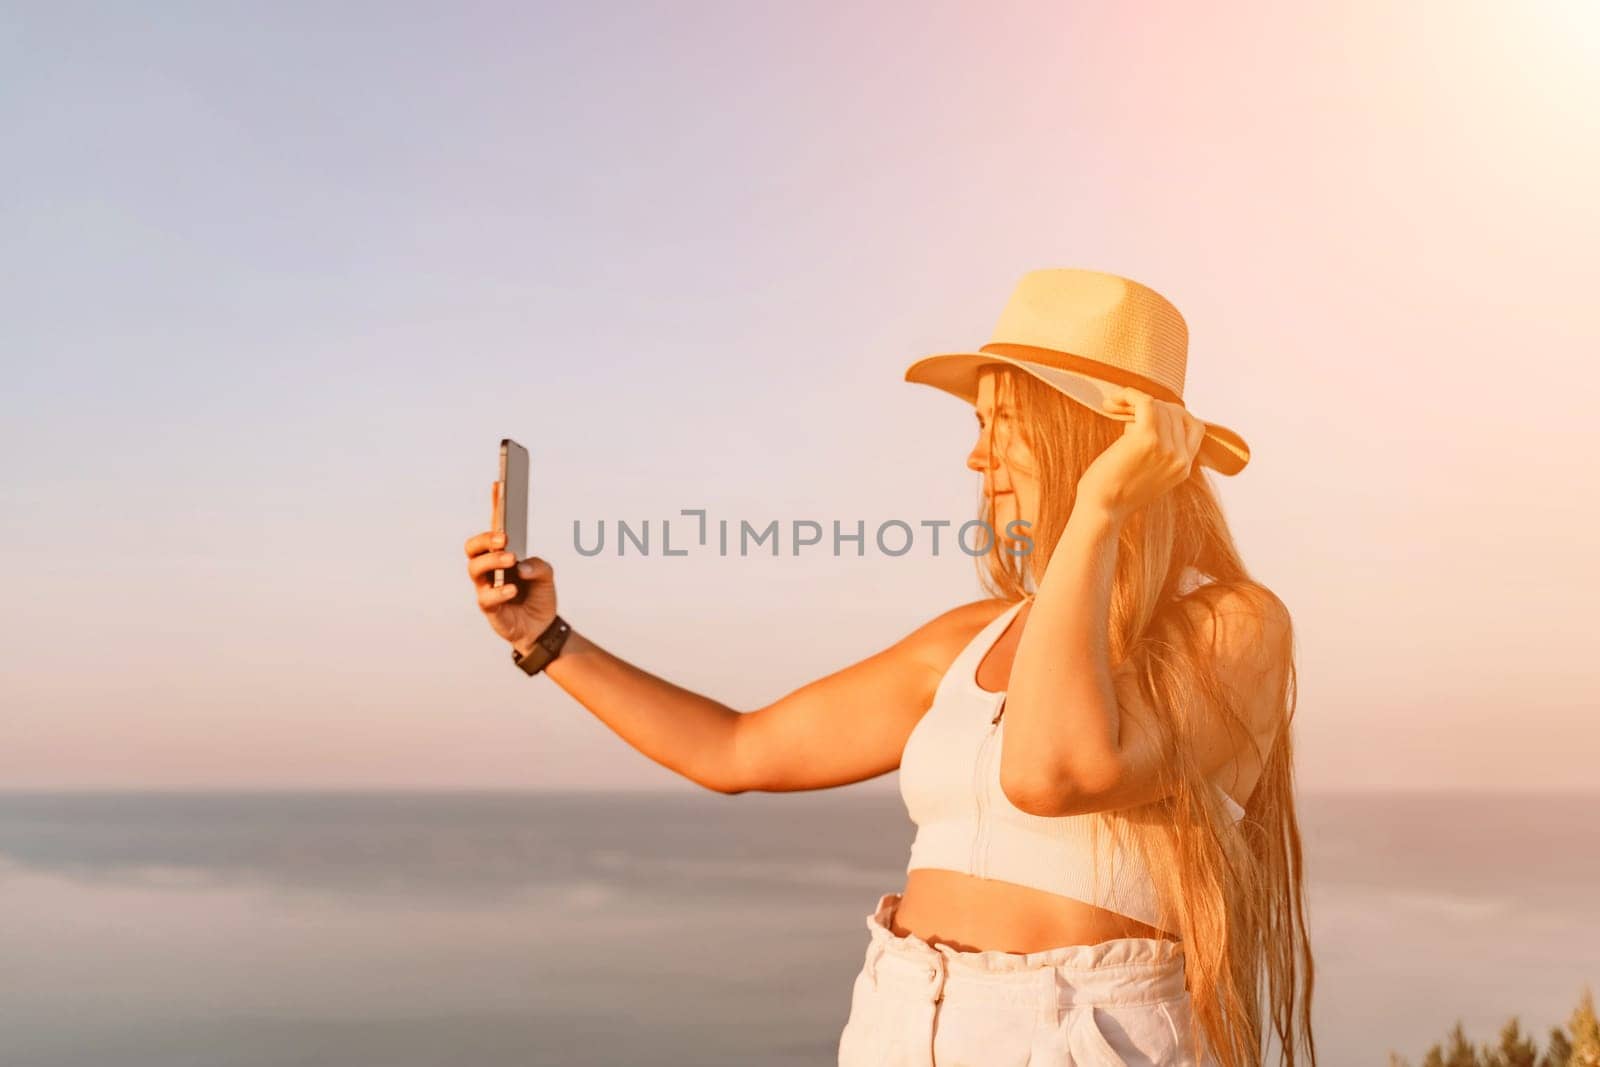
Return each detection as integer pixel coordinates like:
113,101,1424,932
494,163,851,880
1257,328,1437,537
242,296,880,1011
903,352,1251,477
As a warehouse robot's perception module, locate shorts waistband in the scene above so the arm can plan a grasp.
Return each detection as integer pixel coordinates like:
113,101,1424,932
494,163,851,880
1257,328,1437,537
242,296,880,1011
864,891,1188,1008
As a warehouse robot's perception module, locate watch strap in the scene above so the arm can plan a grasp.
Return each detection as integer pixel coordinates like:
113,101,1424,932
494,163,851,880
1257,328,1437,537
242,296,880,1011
512,615,571,676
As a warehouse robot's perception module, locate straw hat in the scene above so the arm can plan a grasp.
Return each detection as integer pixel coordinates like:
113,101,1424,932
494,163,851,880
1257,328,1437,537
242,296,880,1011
903,268,1251,475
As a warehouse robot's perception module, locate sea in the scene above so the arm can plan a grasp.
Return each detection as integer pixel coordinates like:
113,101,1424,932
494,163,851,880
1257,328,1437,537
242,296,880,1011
0,789,1594,1066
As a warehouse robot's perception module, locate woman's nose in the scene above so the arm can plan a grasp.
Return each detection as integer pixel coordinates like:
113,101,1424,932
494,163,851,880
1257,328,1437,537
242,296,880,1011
968,447,1004,474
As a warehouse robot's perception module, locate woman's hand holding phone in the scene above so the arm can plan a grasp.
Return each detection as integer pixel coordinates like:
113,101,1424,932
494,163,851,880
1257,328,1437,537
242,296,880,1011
464,481,558,655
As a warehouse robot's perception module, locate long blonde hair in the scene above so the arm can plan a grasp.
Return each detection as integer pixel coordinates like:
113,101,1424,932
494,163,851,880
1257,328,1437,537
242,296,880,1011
976,367,1315,1067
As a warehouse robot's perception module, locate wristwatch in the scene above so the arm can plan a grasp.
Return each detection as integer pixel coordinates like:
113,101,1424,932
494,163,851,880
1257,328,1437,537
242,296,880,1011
512,615,571,676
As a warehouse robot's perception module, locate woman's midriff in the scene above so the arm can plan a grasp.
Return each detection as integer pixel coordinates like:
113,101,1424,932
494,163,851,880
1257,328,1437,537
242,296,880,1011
891,868,1180,953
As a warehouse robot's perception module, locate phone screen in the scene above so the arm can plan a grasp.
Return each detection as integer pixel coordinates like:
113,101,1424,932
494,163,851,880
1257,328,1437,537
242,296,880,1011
494,438,529,588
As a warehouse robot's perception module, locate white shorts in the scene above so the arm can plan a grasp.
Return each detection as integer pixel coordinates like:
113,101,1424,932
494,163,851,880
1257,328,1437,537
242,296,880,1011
836,891,1220,1066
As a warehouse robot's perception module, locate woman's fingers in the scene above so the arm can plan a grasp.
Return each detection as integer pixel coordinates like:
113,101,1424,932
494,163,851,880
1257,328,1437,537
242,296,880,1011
1182,413,1207,470
466,476,542,623
464,529,507,558
477,581,519,609
468,550,518,584
1157,401,1183,462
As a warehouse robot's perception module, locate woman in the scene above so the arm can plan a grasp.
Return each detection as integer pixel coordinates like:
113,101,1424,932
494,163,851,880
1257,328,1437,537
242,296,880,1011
462,268,1315,1067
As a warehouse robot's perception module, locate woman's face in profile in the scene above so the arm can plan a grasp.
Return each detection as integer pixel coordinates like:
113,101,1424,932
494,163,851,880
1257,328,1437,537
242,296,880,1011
967,371,1039,553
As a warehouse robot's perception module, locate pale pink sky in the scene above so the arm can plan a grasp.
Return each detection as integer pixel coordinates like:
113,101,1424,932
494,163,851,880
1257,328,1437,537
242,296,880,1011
4,2,1597,790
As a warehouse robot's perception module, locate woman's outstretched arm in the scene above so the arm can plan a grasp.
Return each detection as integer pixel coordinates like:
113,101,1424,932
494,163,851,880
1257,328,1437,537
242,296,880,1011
466,520,993,795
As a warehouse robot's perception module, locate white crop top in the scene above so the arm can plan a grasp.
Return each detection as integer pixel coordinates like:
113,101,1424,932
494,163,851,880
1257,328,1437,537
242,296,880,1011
898,595,1246,930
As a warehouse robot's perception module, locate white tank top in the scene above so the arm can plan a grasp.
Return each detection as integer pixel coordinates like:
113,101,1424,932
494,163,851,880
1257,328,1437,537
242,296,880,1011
898,594,1246,930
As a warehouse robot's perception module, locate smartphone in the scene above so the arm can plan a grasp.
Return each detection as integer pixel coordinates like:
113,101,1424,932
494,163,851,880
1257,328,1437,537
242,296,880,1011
493,438,529,589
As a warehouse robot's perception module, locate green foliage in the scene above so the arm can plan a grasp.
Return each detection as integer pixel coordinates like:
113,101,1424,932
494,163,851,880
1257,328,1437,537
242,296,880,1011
1389,986,1595,1067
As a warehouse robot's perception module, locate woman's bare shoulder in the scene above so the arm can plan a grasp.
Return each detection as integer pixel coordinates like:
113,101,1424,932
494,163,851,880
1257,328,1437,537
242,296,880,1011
898,596,1019,676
